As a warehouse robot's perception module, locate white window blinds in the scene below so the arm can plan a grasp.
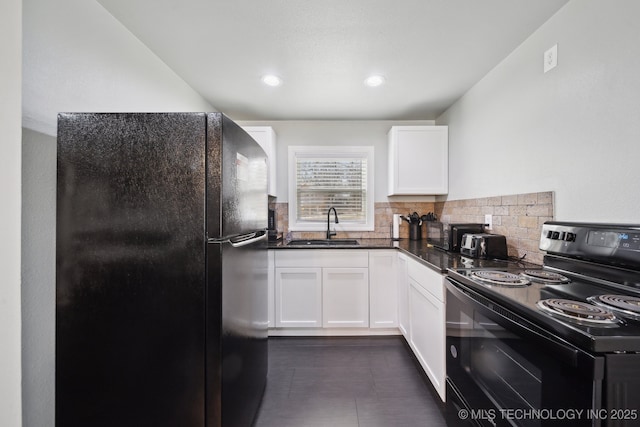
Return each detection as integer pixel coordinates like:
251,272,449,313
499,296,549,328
296,157,368,223
288,146,374,232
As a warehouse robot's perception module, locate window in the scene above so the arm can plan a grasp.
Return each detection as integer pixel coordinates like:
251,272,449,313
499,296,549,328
288,146,374,232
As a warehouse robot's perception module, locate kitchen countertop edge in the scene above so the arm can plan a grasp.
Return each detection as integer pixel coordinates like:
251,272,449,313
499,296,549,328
269,239,457,273
268,238,539,273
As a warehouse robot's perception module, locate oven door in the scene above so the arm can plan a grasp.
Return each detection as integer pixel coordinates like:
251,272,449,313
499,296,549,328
445,278,604,427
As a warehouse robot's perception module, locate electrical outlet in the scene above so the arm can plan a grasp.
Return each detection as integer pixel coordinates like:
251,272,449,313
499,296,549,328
544,44,558,73
484,214,493,230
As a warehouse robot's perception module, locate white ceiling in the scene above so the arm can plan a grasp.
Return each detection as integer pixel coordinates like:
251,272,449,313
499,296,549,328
96,0,568,121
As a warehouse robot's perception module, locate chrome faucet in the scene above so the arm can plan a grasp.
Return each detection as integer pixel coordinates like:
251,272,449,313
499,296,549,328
326,207,339,239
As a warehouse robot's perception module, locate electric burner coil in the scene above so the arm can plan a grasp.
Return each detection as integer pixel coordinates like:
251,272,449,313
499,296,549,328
537,298,622,327
472,270,530,287
521,270,570,284
587,295,640,320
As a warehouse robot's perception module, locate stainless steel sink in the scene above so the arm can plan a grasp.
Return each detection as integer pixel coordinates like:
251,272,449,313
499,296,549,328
287,239,359,246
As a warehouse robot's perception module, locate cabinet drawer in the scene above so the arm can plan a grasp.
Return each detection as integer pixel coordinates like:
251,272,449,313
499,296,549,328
407,259,444,302
275,250,368,268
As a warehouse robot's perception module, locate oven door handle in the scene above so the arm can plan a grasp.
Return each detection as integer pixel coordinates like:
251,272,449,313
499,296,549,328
446,279,581,368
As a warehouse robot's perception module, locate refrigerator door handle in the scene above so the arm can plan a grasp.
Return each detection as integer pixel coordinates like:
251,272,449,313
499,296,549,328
208,230,267,247
229,230,267,247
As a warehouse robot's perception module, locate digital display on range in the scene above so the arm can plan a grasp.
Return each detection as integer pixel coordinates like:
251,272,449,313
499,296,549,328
587,231,640,251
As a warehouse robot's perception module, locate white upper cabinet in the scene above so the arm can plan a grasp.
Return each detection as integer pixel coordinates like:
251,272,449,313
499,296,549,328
242,126,277,197
387,126,448,195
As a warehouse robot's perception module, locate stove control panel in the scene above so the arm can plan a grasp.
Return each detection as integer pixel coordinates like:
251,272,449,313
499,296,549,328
540,222,640,269
546,230,576,242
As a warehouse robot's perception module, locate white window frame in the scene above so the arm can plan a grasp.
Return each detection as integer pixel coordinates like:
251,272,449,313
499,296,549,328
288,146,375,232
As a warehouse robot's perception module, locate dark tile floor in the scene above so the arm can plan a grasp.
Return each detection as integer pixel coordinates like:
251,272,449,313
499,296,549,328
254,336,448,427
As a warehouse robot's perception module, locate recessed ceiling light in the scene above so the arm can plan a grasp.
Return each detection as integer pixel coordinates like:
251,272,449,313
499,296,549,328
364,75,385,87
261,74,282,87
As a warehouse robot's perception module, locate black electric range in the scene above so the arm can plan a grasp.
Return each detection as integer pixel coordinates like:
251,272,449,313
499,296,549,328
445,222,640,427
448,265,640,353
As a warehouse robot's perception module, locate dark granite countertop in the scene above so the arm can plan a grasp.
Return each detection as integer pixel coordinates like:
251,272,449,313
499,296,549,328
268,238,538,274
268,238,398,250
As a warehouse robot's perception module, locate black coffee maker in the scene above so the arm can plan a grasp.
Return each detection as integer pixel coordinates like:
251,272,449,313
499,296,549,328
268,209,280,241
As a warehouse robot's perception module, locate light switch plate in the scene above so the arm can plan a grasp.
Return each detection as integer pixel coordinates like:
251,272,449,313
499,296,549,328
484,214,493,230
544,44,558,73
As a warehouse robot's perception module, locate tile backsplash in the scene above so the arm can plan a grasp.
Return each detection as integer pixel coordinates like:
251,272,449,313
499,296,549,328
271,191,553,265
434,191,554,265
272,201,436,240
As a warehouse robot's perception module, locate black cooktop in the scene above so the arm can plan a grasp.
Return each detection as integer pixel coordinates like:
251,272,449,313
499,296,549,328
447,267,640,353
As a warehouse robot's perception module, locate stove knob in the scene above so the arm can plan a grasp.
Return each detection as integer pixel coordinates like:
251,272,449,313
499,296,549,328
552,231,560,239
565,232,576,242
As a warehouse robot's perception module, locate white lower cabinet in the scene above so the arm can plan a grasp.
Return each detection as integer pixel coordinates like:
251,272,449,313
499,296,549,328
369,250,398,328
323,268,369,328
267,250,275,328
273,250,369,331
275,267,322,328
407,258,446,402
396,253,409,337
271,248,446,400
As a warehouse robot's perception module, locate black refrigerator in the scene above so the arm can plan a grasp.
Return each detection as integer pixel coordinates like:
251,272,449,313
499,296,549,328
56,113,268,427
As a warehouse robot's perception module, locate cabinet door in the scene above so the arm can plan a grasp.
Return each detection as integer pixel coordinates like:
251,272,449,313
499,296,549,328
397,253,409,337
275,267,322,328
408,278,446,401
322,268,369,328
267,250,275,328
369,251,398,328
242,126,276,197
388,126,448,195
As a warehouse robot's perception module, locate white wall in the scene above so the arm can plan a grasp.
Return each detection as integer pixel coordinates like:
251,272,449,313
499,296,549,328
437,0,640,222
1,0,23,426
21,0,216,425
236,120,435,202
23,0,215,136
21,128,55,427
